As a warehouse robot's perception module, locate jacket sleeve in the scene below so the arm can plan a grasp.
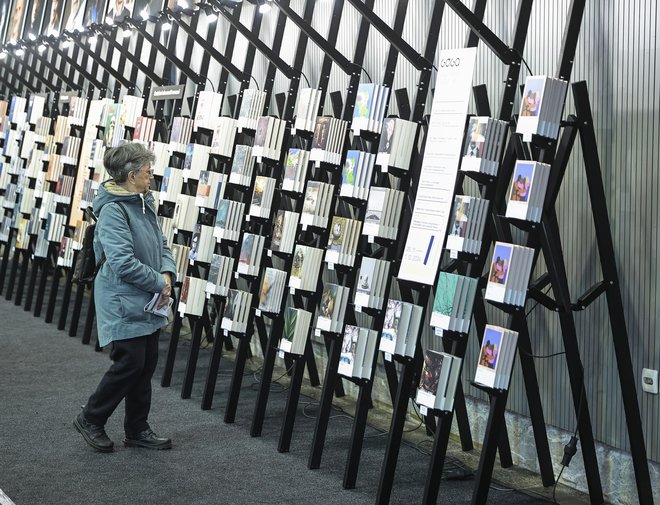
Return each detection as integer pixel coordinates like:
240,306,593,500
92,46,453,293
97,203,165,293
161,234,177,281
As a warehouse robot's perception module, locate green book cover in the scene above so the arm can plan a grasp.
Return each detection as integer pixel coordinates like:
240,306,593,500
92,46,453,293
433,272,458,316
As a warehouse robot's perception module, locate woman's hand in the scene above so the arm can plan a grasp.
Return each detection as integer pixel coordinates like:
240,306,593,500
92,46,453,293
158,273,172,309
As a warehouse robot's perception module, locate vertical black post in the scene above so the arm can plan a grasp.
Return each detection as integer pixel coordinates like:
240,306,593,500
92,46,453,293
68,282,87,337
13,249,30,306
201,299,227,410
161,312,183,387
572,81,653,505
181,314,204,399
4,247,20,300
24,256,41,312
33,248,51,318
224,334,250,423
44,264,62,323
57,265,76,330
277,352,308,453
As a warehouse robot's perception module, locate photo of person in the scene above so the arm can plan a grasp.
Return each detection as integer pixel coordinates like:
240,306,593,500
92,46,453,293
489,245,512,285
133,0,164,20
479,328,502,370
24,0,46,38
83,0,107,25
106,0,134,23
6,0,28,44
378,117,395,154
43,0,65,37
509,162,534,202
63,0,87,32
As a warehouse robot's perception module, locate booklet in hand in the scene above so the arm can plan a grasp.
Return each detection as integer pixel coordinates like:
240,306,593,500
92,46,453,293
144,293,174,318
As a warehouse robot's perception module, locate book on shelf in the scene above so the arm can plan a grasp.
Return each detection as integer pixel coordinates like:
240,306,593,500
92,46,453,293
159,216,175,249
159,166,184,204
280,307,312,355
237,89,267,130
484,242,535,307
194,90,224,131
271,210,299,254
55,175,75,204
379,298,423,357
301,181,333,228
258,268,287,314
206,254,234,297
133,116,158,143
149,141,172,176
15,217,30,250
516,75,568,142
56,236,75,267
340,150,375,200
282,148,309,193
325,216,362,267
45,212,66,242
221,289,253,333
461,116,507,175
19,188,36,216
354,257,390,310
195,170,227,210
316,283,350,333
102,105,119,147
189,224,214,264
375,117,417,171
182,143,211,181
229,144,256,187
210,117,238,158
293,88,322,133
171,244,191,284
351,83,390,135
362,187,404,240
237,233,265,276
20,130,35,160
253,116,287,161
173,194,199,233
249,176,276,219
169,116,194,152
338,325,379,379
28,95,45,125
177,276,206,317
310,116,349,165
474,325,519,390
288,245,324,292
415,350,463,412
119,95,144,128
445,195,489,255
431,272,478,333
213,199,244,243
505,160,551,223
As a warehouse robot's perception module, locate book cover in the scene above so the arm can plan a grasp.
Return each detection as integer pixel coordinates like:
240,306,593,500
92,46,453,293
382,299,402,343
463,117,488,158
239,234,255,265
343,150,359,185
489,243,512,285
271,210,284,250
509,161,534,202
252,176,266,207
312,117,331,150
378,118,396,154
215,200,230,229
433,272,458,317
478,326,502,371
419,351,444,395
449,196,470,237
291,247,305,279
303,182,320,215
327,217,346,253
353,84,375,120
283,307,297,342
357,258,376,294
319,284,338,319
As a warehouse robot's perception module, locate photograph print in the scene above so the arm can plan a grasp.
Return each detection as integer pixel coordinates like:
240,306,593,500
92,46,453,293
106,0,134,23
520,78,545,117
489,243,512,285
43,0,65,35
509,161,534,202
6,0,28,44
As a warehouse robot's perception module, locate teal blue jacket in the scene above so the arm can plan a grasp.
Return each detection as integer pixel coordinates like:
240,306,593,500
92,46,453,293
93,181,176,347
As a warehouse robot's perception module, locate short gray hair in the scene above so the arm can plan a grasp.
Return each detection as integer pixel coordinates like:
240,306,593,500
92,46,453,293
104,141,156,183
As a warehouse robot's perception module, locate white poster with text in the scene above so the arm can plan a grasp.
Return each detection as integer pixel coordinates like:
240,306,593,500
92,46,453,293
398,47,477,285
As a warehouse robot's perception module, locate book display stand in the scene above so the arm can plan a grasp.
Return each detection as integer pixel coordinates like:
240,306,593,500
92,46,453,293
0,2,654,505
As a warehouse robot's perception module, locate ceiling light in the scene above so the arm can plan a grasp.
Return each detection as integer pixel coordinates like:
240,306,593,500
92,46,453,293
105,16,114,25
28,33,37,41
140,8,150,20
15,48,25,56
162,21,172,31
62,39,71,48
0,52,7,60
258,2,271,13
38,43,47,53
207,12,218,22
122,28,132,37
177,0,189,8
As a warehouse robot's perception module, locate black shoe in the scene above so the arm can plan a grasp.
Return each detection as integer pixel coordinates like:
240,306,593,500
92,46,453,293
124,428,172,450
73,413,114,453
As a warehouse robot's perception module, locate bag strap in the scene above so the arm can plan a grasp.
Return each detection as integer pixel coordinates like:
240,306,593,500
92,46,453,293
96,201,131,271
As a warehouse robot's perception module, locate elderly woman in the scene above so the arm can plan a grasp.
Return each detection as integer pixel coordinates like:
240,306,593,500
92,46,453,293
73,142,176,452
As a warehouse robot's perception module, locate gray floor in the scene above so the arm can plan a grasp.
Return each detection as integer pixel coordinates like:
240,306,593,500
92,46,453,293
0,292,548,505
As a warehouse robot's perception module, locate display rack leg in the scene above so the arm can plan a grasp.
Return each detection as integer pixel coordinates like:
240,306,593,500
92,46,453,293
33,255,50,318
44,267,62,323
68,282,86,337
470,392,509,505
181,315,203,399
308,335,341,468
0,229,14,295
304,341,320,386
422,411,454,505
343,380,374,489
251,317,284,437
277,351,307,453
24,256,40,312
82,287,95,345
224,334,250,424
324,335,345,398
14,250,29,306
541,214,603,503
383,358,399,403
375,361,416,504
57,268,75,330
4,248,20,301
161,313,183,387
574,80,654,505
452,382,474,451
201,303,227,410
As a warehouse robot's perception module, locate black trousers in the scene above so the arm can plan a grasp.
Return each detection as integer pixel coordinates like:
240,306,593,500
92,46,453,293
83,331,159,435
